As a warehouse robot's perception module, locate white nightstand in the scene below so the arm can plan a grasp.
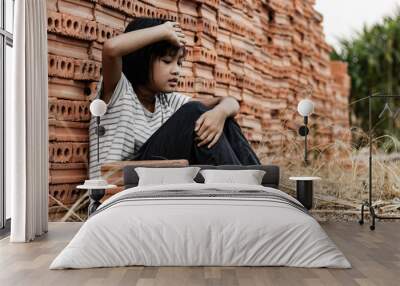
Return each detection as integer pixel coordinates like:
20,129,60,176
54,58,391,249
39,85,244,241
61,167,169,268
289,177,321,210
77,180,117,216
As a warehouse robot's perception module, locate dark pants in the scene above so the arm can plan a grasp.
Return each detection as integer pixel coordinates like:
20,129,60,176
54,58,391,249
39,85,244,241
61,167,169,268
133,101,261,165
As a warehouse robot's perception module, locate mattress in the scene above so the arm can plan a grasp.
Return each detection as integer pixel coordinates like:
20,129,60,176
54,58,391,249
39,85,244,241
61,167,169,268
50,183,351,269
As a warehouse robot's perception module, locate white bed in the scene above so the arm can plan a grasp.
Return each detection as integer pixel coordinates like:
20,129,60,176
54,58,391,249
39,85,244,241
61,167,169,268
49,183,351,269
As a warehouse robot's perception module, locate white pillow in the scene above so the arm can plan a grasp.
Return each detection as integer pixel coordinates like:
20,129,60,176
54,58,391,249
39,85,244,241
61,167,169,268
200,169,266,185
135,167,201,186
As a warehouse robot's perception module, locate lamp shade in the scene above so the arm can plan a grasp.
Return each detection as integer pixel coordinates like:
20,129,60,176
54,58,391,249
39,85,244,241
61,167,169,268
90,99,107,116
297,99,314,117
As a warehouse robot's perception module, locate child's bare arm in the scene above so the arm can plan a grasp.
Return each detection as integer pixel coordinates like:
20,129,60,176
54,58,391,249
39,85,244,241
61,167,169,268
101,21,186,104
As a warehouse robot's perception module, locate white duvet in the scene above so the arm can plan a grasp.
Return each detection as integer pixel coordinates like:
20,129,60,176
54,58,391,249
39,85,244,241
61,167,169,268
50,183,351,269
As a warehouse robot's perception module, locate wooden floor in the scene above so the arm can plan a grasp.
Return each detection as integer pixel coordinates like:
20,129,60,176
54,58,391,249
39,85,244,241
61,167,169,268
0,222,399,286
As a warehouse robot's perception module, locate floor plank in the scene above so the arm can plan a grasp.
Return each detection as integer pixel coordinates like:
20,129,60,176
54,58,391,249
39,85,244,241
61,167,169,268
0,222,399,286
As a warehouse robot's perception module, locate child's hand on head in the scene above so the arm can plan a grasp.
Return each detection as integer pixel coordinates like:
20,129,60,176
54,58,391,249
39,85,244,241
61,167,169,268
161,21,186,47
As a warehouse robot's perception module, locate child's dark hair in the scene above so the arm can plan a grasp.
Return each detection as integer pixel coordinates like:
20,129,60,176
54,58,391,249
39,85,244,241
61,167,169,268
122,17,187,89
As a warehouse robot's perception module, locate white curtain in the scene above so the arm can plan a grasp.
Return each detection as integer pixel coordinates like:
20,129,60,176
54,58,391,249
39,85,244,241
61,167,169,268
8,0,49,242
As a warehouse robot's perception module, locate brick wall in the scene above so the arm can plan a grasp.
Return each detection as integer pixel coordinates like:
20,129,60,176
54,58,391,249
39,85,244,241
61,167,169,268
46,0,351,210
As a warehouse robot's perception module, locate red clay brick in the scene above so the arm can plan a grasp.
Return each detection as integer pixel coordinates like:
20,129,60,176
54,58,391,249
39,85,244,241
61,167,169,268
194,77,216,94
143,0,178,12
49,163,88,184
194,32,216,50
98,0,121,11
196,0,220,10
48,97,57,119
197,18,218,39
58,0,95,20
88,41,103,62
178,0,198,17
61,13,98,41
178,13,198,32
192,46,217,65
73,59,101,80
71,143,89,163
47,0,58,12
47,10,63,34
49,184,83,207
50,142,74,163
182,29,196,46
49,77,94,101
48,54,75,79
48,34,90,60
96,22,115,43
94,3,126,30
56,99,76,121
49,119,89,142
215,82,229,97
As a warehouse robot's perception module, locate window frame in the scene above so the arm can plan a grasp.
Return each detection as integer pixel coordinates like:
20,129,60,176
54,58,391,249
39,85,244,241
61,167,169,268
0,0,14,236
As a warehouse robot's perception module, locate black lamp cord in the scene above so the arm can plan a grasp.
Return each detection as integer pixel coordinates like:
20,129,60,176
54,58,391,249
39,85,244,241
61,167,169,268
97,116,100,163
304,116,308,166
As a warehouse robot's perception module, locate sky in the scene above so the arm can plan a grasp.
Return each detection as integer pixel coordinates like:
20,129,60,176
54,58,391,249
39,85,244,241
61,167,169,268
315,0,400,50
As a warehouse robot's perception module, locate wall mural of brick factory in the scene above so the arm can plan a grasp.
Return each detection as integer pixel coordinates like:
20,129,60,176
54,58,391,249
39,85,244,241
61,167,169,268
46,0,350,220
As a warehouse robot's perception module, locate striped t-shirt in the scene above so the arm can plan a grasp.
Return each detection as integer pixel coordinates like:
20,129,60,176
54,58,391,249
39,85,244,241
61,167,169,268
88,72,191,179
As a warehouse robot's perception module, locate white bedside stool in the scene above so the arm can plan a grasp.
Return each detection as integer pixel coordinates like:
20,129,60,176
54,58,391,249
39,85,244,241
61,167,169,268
77,179,117,216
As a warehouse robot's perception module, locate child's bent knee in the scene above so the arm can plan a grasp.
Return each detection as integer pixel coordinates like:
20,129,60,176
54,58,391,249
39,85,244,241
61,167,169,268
180,101,210,113
175,101,210,119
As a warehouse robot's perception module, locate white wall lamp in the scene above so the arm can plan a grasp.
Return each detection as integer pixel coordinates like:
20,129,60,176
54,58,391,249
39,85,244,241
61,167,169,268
89,99,107,163
297,99,315,166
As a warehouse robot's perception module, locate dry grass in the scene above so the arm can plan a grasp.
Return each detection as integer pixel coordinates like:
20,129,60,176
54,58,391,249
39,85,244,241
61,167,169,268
254,123,400,221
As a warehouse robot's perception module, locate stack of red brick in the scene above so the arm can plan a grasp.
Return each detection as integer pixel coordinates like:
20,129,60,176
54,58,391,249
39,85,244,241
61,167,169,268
46,0,351,212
